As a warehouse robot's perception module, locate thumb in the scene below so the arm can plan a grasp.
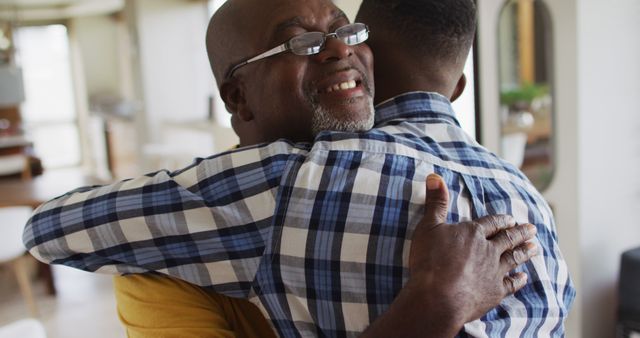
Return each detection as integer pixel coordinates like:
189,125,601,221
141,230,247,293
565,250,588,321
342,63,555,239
424,174,450,226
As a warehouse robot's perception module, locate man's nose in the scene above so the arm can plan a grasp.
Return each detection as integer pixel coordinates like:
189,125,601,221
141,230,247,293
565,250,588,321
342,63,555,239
314,37,353,63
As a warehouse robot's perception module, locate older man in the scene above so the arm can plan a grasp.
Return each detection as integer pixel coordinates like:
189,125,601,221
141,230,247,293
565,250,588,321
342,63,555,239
24,0,574,337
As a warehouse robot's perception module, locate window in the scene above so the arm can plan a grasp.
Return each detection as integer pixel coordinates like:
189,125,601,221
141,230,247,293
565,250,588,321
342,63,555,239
14,24,81,168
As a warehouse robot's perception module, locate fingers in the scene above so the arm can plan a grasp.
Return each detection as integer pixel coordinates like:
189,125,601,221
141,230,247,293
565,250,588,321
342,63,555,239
474,214,517,238
503,272,528,295
500,241,538,272
422,174,450,226
491,223,537,252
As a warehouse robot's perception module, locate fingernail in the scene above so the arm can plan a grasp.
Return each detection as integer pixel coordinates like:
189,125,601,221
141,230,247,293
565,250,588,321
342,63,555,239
527,224,537,235
427,174,441,190
527,242,538,256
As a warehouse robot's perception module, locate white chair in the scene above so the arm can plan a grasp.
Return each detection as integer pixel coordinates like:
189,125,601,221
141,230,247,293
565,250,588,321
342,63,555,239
0,319,46,338
0,153,31,180
0,206,38,316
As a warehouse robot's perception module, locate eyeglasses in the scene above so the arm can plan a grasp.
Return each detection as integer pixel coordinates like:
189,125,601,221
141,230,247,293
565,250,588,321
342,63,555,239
225,23,369,79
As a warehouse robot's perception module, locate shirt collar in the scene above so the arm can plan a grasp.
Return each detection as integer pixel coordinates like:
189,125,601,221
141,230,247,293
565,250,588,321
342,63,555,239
374,91,461,127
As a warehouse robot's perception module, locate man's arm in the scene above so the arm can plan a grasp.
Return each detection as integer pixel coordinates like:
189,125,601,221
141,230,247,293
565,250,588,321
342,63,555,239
23,142,304,295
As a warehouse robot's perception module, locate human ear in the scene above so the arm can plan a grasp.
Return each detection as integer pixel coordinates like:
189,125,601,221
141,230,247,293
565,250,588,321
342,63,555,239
220,79,254,122
450,74,467,103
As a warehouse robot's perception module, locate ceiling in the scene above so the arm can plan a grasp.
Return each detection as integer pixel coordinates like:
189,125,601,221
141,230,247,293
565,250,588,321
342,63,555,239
0,0,91,8
0,0,124,20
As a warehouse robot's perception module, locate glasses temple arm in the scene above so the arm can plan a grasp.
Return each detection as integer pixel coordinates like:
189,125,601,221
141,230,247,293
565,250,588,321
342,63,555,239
246,43,288,63
226,43,289,79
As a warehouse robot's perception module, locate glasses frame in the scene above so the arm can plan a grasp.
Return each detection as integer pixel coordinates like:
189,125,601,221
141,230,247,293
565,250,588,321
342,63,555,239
225,23,369,79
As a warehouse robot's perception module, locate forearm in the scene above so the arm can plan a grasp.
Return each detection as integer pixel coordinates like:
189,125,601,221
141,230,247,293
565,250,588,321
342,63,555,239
361,279,463,338
22,145,291,290
23,170,192,265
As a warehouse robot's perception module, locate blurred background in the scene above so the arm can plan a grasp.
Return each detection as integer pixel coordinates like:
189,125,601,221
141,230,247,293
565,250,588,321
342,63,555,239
0,0,638,337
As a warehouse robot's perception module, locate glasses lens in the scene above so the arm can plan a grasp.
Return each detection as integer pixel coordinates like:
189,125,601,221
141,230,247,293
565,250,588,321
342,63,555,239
336,23,369,46
289,32,325,55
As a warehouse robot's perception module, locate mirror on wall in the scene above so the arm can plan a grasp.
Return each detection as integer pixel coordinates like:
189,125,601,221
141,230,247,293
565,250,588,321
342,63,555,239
498,0,554,191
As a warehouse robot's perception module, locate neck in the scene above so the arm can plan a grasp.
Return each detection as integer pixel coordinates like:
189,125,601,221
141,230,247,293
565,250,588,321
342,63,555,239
373,51,457,105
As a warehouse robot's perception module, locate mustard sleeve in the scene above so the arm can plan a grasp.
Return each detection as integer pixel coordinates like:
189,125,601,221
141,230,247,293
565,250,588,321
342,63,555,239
113,274,275,338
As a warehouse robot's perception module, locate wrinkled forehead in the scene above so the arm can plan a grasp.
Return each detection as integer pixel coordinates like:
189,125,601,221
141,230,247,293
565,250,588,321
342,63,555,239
248,0,348,49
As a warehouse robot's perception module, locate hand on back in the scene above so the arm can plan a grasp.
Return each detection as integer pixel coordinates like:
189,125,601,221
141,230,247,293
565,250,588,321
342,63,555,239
408,174,538,332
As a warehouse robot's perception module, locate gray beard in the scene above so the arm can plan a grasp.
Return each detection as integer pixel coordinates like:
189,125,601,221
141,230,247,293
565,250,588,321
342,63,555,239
309,98,375,136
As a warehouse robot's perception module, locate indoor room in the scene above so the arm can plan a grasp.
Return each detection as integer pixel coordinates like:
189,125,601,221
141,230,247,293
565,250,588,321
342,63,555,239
0,0,638,337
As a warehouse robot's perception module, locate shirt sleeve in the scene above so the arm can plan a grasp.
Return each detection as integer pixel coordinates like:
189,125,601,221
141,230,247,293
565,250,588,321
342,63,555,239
114,274,276,338
23,142,305,297
460,182,575,338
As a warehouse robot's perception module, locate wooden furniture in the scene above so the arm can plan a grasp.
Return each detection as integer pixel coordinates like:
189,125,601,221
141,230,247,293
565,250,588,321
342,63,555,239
0,135,32,179
0,107,20,130
0,104,34,178
0,168,102,209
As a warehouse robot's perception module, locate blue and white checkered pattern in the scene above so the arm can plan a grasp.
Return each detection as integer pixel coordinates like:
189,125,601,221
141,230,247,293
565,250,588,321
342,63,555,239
23,92,575,337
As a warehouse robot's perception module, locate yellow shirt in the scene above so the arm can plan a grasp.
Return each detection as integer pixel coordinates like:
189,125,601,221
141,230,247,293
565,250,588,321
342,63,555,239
114,273,276,338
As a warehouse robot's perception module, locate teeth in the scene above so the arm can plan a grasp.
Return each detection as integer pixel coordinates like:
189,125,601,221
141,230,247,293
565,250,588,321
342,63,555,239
325,80,357,93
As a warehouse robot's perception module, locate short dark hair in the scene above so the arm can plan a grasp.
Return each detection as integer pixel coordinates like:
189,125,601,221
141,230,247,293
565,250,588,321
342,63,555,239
358,0,477,62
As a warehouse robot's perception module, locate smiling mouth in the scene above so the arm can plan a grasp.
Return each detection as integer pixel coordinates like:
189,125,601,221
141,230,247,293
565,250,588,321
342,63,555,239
319,79,364,94
324,80,357,93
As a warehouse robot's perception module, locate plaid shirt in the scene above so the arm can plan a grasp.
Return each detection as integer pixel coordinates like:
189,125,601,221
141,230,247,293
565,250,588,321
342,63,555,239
24,92,575,338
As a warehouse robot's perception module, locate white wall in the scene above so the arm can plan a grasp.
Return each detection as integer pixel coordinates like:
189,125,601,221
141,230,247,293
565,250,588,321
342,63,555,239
73,15,121,97
577,0,640,337
134,0,213,142
130,0,234,172
542,0,582,335
333,0,361,21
